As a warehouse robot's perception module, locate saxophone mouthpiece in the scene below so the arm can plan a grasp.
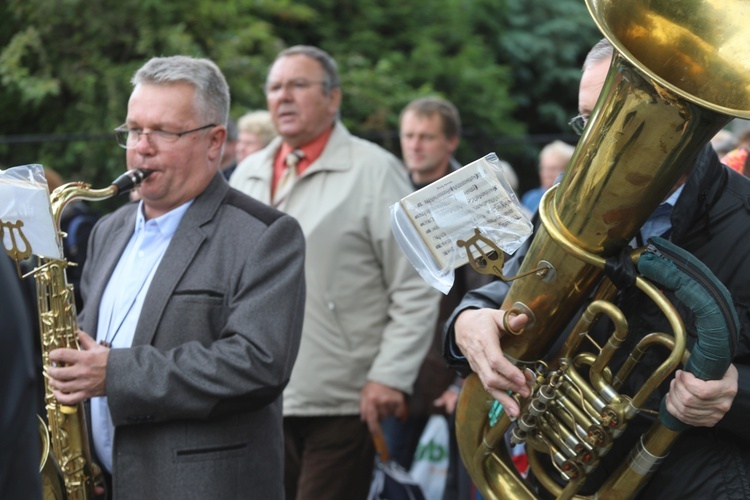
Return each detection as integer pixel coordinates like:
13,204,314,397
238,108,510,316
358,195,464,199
111,168,153,195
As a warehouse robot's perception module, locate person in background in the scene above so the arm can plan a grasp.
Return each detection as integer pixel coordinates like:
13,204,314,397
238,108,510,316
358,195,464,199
0,254,42,499
710,128,737,158
395,96,496,498
220,117,239,179
400,97,461,190
230,45,440,500
734,128,750,150
721,146,750,177
400,96,519,194
46,55,306,499
444,38,750,498
235,110,277,164
520,140,575,213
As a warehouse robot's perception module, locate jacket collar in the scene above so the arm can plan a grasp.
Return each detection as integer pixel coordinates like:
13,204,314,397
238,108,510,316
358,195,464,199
671,143,724,243
242,121,354,184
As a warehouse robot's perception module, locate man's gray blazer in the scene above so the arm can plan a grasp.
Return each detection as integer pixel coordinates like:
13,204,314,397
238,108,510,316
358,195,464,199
78,173,306,499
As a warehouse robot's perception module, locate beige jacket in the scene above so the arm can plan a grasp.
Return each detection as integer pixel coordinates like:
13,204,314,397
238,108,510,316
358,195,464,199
230,122,440,416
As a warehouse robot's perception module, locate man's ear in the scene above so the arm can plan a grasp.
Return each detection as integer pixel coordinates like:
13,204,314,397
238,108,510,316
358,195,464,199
327,87,342,116
447,135,460,155
208,125,227,161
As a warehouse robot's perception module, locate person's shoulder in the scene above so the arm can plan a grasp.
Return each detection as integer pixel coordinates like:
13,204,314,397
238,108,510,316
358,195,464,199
229,140,279,183
340,135,405,184
223,187,290,228
347,134,399,162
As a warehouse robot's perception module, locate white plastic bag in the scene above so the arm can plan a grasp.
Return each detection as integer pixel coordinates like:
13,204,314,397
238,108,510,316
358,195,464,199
409,415,450,500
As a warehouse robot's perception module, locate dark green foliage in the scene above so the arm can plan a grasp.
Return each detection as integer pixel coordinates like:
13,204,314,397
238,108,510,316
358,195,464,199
0,0,600,198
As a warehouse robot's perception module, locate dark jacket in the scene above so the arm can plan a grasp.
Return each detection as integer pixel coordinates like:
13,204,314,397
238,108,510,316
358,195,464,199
444,145,750,498
0,255,42,499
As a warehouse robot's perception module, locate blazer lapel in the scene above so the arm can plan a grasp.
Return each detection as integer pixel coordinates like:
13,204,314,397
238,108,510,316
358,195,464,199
131,173,227,347
82,206,137,336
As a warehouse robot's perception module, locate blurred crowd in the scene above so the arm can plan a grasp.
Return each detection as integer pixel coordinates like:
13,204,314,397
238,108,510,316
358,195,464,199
2,33,749,500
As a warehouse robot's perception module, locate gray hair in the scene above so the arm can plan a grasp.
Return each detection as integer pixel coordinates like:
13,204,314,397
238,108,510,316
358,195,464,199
400,96,462,139
582,38,613,72
539,140,575,169
132,55,230,126
272,45,341,94
237,110,277,147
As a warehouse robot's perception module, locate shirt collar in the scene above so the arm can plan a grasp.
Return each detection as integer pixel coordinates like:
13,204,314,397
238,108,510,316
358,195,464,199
663,183,684,207
277,125,335,176
135,199,194,235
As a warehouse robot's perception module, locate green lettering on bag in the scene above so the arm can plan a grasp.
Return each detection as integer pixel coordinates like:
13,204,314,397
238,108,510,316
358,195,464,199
415,441,447,463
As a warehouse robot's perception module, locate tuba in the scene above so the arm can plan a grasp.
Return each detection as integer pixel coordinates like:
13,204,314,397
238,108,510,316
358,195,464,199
3,168,150,499
455,0,750,498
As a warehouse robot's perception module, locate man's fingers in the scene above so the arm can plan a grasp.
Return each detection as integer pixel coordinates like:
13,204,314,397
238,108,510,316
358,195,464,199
77,330,98,350
364,407,380,434
502,312,529,334
48,347,78,365
486,387,521,420
51,388,82,406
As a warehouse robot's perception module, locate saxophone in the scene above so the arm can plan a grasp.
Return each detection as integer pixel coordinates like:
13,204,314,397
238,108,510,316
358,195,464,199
26,169,150,499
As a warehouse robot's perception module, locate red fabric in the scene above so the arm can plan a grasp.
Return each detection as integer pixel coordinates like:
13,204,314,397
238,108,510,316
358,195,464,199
272,126,334,192
512,452,529,478
721,147,749,174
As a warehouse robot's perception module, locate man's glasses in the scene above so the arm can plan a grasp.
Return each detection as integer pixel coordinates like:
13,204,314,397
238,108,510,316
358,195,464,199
568,114,590,136
114,123,216,149
263,79,329,96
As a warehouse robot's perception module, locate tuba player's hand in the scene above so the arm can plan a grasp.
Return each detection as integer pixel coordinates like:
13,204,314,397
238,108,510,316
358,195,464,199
665,363,738,427
455,308,531,419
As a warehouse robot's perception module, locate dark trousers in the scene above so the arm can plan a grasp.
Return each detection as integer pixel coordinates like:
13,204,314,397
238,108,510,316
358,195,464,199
380,414,429,470
284,415,375,500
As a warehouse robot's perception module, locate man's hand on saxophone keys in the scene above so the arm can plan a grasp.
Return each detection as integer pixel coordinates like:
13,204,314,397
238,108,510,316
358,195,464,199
47,330,110,405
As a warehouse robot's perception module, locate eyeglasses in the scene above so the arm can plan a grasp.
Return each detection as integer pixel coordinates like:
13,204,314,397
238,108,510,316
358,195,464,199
114,123,216,149
568,114,590,136
263,79,329,96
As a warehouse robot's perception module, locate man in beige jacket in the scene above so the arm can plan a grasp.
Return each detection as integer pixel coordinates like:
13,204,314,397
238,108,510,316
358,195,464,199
230,45,440,499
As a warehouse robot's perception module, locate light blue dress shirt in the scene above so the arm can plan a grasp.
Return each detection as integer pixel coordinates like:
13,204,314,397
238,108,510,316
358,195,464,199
91,200,192,473
640,184,684,244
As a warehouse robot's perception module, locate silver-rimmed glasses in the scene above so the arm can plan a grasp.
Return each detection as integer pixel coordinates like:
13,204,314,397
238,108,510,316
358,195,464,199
568,114,590,136
263,79,329,96
114,123,216,149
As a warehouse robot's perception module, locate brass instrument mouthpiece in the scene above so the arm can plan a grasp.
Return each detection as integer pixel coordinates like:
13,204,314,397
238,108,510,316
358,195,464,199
111,168,153,195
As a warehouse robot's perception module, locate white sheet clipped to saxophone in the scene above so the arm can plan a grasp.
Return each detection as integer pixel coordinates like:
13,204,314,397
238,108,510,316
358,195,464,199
0,164,62,261
391,152,532,294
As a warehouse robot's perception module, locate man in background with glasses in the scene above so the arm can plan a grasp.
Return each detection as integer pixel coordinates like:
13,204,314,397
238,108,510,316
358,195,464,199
47,55,306,499
230,45,440,500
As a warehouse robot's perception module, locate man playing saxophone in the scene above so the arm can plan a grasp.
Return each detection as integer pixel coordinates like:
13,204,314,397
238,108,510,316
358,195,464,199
444,39,750,498
46,55,306,499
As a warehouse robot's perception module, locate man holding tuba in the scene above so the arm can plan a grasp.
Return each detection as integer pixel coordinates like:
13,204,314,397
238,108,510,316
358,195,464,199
444,39,750,498
45,55,307,499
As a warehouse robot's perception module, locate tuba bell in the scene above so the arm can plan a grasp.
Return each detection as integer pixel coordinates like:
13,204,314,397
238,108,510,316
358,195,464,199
455,0,750,498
